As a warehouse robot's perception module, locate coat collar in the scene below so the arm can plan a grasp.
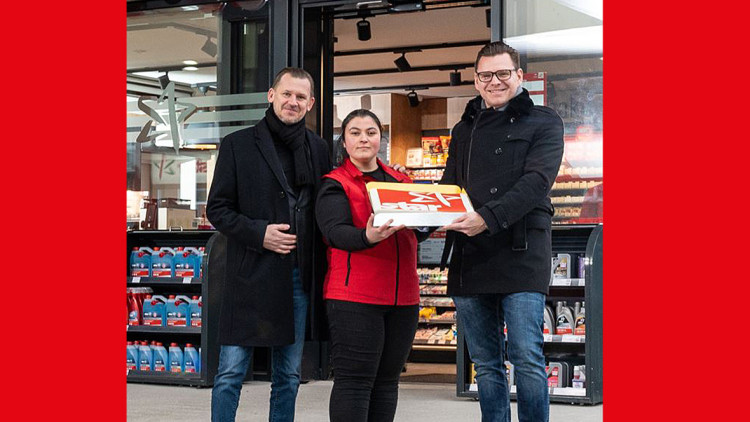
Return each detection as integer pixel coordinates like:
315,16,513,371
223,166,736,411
460,87,535,124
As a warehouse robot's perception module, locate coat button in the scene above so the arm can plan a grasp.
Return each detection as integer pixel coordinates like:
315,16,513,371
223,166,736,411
506,134,511,139
490,187,498,194
494,147,503,155
279,191,286,198
502,222,509,229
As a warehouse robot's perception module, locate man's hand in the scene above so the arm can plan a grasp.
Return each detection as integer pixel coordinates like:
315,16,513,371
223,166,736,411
442,212,488,237
263,224,297,254
365,214,406,244
390,163,409,175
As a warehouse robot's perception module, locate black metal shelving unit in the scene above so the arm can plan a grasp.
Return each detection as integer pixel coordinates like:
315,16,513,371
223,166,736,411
456,224,603,405
126,230,221,388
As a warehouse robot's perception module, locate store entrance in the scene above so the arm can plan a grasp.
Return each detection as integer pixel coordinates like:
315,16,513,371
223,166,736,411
297,0,496,385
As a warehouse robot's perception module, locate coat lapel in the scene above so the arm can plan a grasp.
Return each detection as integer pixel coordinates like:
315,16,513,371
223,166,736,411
254,119,289,190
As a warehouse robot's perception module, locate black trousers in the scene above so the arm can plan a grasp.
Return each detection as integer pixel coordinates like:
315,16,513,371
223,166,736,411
326,299,419,422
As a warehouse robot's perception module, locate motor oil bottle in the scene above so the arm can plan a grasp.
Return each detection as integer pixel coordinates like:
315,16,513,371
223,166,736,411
504,361,515,386
127,288,141,326
151,247,175,278
553,253,571,279
153,342,168,372
197,247,206,278
189,296,202,327
169,343,184,373
130,247,152,277
138,341,153,371
174,247,201,278
546,362,564,388
142,295,167,326
126,341,138,371
184,343,199,374
166,295,191,326
574,301,586,336
543,305,555,335
555,301,575,335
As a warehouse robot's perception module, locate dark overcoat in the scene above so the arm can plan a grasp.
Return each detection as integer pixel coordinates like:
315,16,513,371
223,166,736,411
206,119,331,346
441,89,564,296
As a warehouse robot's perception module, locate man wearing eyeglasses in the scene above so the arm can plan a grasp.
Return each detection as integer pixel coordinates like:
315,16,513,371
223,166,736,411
440,42,564,422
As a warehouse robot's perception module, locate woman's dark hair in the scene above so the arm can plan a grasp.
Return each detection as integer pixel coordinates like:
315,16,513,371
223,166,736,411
336,109,384,164
341,109,383,135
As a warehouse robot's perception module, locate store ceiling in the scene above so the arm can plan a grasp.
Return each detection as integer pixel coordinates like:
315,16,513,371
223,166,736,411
126,1,602,99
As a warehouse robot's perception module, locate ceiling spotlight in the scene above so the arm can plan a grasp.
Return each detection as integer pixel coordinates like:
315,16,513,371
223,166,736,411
450,70,462,86
182,66,199,71
182,60,198,66
407,90,419,107
394,53,411,72
158,73,171,90
357,18,371,41
201,37,218,58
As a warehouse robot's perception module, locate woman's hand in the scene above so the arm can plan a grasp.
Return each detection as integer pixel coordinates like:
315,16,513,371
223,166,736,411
365,213,406,244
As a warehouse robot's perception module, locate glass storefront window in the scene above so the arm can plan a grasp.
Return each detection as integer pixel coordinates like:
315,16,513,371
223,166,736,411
505,0,603,224
127,2,269,229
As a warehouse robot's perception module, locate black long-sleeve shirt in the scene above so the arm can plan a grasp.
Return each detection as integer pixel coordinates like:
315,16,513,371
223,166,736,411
316,165,429,252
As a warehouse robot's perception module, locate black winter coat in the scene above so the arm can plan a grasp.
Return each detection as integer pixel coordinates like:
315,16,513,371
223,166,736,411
441,89,564,296
206,119,331,346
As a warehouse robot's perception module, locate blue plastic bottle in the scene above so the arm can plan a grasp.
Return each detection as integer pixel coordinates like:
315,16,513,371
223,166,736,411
126,341,138,371
142,295,167,326
153,342,168,372
174,247,201,278
166,295,191,327
130,247,152,277
138,341,153,371
151,247,175,278
189,296,202,327
184,343,199,374
169,342,184,373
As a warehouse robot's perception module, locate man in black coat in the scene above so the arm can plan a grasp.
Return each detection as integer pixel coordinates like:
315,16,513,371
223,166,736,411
206,67,331,422
441,42,564,422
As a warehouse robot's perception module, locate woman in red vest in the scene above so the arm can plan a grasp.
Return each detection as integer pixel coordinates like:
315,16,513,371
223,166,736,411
316,109,425,422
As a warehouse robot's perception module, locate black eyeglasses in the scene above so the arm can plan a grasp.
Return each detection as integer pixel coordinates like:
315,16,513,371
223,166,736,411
476,69,516,82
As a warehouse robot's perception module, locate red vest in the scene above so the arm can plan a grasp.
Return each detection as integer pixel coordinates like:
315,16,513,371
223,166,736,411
322,158,419,306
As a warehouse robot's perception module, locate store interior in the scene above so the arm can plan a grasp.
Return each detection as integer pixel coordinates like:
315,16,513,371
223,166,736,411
126,0,602,404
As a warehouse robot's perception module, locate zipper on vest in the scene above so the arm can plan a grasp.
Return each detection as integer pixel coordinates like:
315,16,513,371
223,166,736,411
394,233,400,306
345,252,352,286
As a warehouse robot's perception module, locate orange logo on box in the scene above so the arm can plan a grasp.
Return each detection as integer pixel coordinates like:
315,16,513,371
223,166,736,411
376,190,468,213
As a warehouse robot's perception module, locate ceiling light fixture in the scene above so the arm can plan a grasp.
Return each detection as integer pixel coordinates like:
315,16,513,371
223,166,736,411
449,70,462,86
407,90,419,107
394,53,411,72
158,72,171,90
201,37,218,58
182,60,198,65
182,66,199,71
357,18,371,41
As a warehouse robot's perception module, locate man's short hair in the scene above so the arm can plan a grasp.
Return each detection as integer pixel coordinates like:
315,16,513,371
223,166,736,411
271,67,315,96
474,42,521,70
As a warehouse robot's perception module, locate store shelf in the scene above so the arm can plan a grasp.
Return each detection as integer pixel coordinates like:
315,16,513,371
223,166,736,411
550,188,588,196
555,175,602,182
544,334,585,343
127,370,204,386
127,276,202,285
407,165,446,170
467,384,588,398
420,299,455,307
413,338,457,346
418,319,456,325
127,325,202,334
550,278,585,287
412,344,457,351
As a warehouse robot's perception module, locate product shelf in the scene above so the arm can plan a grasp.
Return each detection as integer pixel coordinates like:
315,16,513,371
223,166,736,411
127,276,202,286
127,325,202,334
411,344,456,351
456,225,603,405
418,319,457,325
126,370,204,386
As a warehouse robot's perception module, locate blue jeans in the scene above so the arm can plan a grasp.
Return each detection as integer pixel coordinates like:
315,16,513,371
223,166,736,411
454,292,548,422
211,269,309,422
